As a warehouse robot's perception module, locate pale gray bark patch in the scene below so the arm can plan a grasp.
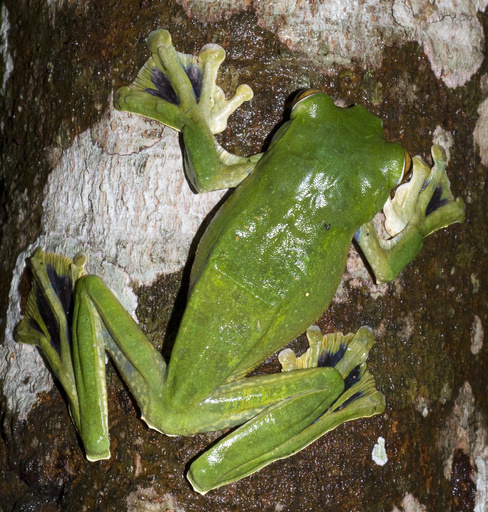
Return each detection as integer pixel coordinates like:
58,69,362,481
393,0,487,88
392,493,428,512
1,4,14,94
439,382,488,507
2,96,225,419
474,76,488,165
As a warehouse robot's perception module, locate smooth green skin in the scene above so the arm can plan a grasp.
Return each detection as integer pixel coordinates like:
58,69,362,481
16,30,465,494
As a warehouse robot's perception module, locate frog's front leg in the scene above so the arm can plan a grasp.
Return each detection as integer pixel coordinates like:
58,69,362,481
114,29,262,192
355,145,465,283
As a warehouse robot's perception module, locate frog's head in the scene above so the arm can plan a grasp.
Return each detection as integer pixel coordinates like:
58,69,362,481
291,90,409,227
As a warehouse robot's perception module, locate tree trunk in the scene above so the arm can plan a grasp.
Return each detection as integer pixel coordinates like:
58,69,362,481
1,1,486,510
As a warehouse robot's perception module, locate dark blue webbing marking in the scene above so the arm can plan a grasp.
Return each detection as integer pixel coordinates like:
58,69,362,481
145,65,202,105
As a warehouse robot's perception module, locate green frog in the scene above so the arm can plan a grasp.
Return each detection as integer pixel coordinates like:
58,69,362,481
16,29,464,493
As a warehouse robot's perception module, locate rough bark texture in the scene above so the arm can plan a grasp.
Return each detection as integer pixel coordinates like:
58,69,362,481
1,1,487,510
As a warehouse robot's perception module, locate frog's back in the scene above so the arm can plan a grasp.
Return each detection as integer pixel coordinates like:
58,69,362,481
200,143,354,308
166,93,404,403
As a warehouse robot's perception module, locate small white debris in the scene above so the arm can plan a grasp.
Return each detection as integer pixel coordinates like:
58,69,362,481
372,436,388,466
471,315,484,355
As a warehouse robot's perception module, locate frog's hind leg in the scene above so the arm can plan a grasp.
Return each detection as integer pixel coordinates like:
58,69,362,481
69,273,167,458
15,249,168,462
15,249,93,453
187,326,385,494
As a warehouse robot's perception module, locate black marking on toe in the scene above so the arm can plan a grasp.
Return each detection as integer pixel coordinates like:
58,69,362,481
185,64,202,102
335,391,364,411
46,265,73,318
307,366,364,427
145,67,179,104
34,264,73,355
426,185,448,216
145,65,202,105
344,365,361,391
34,281,62,354
28,316,44,335
317,344,347,368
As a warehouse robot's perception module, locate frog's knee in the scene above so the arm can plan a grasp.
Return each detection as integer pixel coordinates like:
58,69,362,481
159,408,199,437
76,274,103,293
154,392,207,436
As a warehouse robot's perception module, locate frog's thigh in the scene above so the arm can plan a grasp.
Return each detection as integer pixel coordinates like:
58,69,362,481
160,366,343,435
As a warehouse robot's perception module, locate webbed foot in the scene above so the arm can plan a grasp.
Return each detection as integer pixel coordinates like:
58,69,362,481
279,326,385,421
114,29,253,134
384,145,465,238
355,145,465,283
15,248,88,434
15,248,87,362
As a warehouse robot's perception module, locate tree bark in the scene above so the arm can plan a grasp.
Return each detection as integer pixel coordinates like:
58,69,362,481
1,1,486,510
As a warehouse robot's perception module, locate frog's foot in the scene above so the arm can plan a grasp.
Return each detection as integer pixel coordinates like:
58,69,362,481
15,248,88,433
15,248,87,354
355,145,465,282
280,325,376,378
383,145,465,238
279,325,385,424
114,29,253,134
